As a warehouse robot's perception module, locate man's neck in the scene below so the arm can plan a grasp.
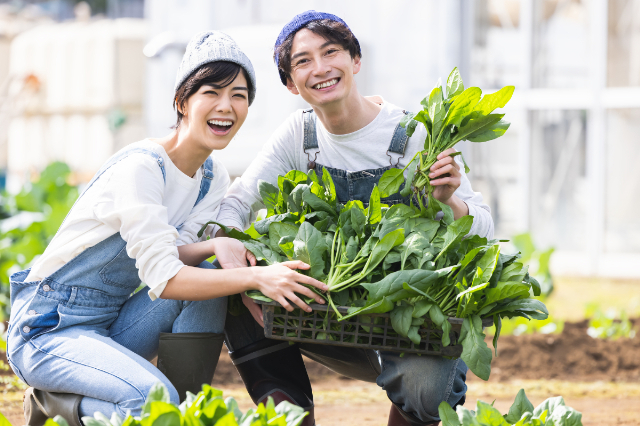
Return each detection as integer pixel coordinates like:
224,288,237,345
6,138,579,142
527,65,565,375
312,90,382,135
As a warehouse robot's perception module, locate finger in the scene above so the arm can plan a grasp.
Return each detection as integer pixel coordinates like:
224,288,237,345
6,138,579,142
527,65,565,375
430,164,454,179
292,284,326,304
246,251,257,266
281,260,310,270
278,296,294,312
431,156,453,172
294,273,329,291
437,148,457,160
288,293,312,312
430,176,459,187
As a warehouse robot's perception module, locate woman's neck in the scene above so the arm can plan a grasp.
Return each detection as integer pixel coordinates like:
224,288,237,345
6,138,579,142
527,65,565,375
156,130,211,178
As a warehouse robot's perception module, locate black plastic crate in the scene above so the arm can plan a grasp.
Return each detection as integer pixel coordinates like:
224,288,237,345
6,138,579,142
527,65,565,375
257,300,493,357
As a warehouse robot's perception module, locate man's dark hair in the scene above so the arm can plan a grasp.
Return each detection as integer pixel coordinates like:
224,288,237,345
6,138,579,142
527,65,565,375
173,61,253,128
274,19,362,85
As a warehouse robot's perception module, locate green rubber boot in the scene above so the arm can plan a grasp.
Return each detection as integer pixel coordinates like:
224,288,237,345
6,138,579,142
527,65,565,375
23,387,83,426
157,332,225,401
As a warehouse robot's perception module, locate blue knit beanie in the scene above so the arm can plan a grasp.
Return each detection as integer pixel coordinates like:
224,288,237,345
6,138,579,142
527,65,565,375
274,10,361,85
175,31,257,105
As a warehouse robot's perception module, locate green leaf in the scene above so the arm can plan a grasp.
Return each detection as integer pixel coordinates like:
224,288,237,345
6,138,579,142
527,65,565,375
452,113,504,144
483,282,531,307
467,119,511,142
412,300,433,318
390,304,414,337
350,207,367,238
145,382,171,404
474,86,515,115
434,215,474,262
492,314,501,356
400,232,431,270
400,155,419,197
244,240,284,266
368,186,382,224
438,401,462,426
198,221,251,241
254,213,297,235
429,86,446,141
446,68,465,100
269,222,299,254
51,416,71,426
407,325,421,345
476,401,509,426
378,168,405,198
504,389,535,424
293,222,329,279
342,297,394,320
533,396,565,419
546,405,583,426
364,228,405,276
443,87,482,128
450,151,470,173
459,316,492,380
321,167,337,203
284,170,308,184
244,290,273,303
302,188,337,216
362,269,446,302
258,180,280,216
212,412,238,425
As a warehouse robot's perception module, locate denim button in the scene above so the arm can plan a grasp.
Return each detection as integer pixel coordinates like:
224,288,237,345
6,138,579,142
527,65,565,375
42,284,51,292
28,310,36,315
23,326,30,333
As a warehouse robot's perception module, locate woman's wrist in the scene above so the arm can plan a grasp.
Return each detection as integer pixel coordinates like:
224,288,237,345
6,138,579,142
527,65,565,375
443,194,469,219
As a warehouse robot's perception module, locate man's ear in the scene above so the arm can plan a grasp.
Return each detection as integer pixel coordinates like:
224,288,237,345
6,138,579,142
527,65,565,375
286,77,300,95
352,55,362,75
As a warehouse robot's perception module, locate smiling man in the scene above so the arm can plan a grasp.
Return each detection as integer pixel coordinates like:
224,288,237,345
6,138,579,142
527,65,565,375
216,11,494,426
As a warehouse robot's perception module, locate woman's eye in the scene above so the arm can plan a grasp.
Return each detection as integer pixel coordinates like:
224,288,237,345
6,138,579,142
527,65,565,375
233,93,246,99
204,90,217,95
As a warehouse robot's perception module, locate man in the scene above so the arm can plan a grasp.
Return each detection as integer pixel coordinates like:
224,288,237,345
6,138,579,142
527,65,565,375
217,10,494,426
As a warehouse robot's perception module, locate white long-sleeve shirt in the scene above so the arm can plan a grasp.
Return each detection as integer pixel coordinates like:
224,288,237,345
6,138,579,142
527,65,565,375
217,100,494,239
26,140,230,300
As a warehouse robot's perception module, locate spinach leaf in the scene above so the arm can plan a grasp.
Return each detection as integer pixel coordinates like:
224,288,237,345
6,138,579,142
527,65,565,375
293,222,329,280
459,316,492,380
504,389,535,424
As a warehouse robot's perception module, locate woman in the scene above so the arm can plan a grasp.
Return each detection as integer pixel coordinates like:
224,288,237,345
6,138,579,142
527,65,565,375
6,31,327,426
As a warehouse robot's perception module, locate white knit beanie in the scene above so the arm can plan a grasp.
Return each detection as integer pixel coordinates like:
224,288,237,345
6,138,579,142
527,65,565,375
174,31,257,105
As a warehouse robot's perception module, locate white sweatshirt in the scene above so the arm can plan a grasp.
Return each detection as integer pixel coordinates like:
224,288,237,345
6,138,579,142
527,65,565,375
25,140,230,300
217,100,494,239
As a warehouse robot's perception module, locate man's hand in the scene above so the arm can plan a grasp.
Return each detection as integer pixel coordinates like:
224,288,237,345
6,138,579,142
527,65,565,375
429,148,469,219
212,237,257,269
242,292,265,326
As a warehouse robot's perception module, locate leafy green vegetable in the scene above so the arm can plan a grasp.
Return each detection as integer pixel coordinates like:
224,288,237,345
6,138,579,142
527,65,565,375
43,382,309,426
438,389,583,426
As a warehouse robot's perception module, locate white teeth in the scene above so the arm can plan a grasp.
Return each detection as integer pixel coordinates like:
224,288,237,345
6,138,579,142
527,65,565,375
208,120,233,126
314,79,338,89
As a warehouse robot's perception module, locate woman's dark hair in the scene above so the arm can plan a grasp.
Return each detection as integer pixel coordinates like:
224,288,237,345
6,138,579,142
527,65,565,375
173,61,253,128
274,19,362,85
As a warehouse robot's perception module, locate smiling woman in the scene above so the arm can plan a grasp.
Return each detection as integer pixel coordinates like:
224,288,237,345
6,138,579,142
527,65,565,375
8,30,328,426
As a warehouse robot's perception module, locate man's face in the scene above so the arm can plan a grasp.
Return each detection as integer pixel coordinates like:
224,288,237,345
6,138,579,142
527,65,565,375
285,28,361,107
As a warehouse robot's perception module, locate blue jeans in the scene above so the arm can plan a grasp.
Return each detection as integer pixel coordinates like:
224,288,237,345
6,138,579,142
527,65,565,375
7,261,226,418
225,310,467,423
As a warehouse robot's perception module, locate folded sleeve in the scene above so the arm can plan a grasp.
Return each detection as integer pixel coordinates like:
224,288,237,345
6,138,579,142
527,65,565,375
93,154,185,300
453,157,495,239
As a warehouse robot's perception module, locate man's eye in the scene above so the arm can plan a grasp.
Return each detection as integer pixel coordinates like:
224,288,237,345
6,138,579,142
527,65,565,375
233,93,246,99
295,59,309,66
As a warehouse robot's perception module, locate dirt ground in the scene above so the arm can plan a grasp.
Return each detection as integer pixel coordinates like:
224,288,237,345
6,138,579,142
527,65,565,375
2,318,639,425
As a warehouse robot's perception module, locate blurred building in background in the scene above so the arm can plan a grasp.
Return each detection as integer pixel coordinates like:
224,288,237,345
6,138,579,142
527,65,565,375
0,0,639,278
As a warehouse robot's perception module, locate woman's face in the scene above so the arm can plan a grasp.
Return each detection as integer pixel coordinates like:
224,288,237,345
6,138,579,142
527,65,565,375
181,71,249,151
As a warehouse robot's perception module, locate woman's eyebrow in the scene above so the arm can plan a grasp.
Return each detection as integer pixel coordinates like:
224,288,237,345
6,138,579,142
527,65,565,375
232,86,249,91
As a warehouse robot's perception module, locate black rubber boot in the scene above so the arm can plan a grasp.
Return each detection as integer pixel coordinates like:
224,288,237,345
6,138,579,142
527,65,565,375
229,339,315,426
157,332,225,401
24,387,83,426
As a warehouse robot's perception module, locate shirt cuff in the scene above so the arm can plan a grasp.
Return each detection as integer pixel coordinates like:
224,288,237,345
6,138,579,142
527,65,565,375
146,262,185,300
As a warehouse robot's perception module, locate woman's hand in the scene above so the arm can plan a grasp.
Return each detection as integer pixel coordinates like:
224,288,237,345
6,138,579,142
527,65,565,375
212,237,257,269
251,261,328,313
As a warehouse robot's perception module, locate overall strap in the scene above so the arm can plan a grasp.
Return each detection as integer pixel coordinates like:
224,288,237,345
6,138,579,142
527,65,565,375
59,148,167,229
302,109,320,170
193,156,214,208
386,110,412,167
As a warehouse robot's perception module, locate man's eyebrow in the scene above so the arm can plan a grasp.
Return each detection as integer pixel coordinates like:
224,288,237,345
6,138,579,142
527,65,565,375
290,41,337,62
232,86,249,91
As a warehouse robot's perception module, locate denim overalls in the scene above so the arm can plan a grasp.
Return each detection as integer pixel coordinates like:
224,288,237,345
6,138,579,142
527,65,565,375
7,147,227,418
224,110,468,424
